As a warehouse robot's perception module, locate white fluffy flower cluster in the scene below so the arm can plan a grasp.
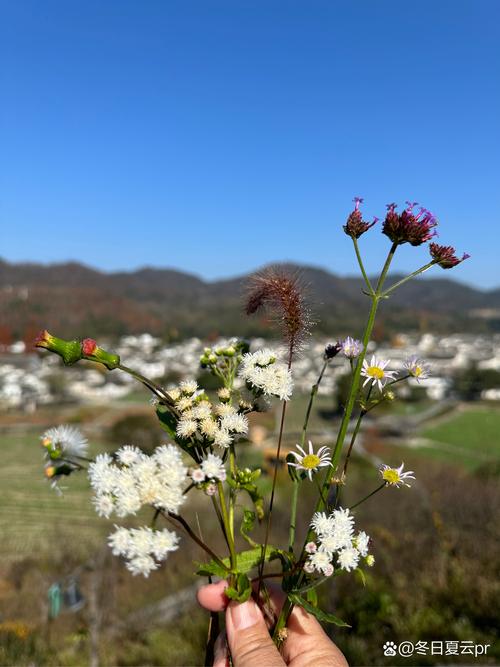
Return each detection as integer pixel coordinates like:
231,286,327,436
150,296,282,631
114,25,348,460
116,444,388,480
88,444,188,519
191,453,227,484
171,381,248,449
108,525,179,577
239,349,293,401
305,508,371,576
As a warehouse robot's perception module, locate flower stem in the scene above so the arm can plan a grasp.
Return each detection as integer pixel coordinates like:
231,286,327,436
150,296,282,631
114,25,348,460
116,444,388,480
349,482,386,510
352,237,375,295
381,261,436,297
217,482,237,572
329,242,397,485
165,512,228,571
288,359,329,552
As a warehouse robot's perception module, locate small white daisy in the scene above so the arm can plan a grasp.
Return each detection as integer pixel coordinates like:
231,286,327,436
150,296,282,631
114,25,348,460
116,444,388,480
380,462,415,487
361,355,397,391
403,356,430,382
287,440,331,481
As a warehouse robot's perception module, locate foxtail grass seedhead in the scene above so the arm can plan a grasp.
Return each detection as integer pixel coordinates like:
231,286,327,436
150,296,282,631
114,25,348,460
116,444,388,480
245,267,311,360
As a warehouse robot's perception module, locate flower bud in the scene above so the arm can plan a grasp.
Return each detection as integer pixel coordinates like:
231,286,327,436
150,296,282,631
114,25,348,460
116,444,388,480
35,330,83,365
429,243,470,269
343,197,377,239
81,338,120,370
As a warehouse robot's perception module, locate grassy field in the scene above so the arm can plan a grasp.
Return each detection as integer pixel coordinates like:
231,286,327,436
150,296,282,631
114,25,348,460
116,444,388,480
418,405,500,469
0,429,109,561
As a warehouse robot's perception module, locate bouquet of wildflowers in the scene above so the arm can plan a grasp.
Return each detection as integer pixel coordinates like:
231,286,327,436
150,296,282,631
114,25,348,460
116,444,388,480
35,199,468,654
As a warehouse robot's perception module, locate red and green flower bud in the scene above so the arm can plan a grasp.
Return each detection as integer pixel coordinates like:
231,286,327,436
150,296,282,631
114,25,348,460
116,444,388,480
81,338,120,370
35,330,83,366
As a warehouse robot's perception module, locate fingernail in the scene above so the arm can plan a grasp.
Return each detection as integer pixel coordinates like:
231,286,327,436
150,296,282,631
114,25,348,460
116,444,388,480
228,599,262,630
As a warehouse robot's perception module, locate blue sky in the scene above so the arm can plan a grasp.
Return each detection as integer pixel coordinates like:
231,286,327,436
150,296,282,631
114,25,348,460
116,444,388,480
1,0,499,288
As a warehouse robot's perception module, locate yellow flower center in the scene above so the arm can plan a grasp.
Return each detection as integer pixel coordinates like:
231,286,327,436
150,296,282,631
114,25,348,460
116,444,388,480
382,469,400,484
302,454,321,469
414,366,422,377
366,366,384,379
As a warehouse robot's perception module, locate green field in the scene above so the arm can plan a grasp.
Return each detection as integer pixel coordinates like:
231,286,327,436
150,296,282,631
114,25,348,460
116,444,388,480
418,406,500,468
0,430,109,560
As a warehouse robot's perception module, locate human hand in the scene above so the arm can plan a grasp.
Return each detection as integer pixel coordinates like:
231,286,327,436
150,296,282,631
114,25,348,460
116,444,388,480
197,580,348,667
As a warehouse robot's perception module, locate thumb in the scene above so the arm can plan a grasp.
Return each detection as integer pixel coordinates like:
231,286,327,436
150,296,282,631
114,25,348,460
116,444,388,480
225,598,284,667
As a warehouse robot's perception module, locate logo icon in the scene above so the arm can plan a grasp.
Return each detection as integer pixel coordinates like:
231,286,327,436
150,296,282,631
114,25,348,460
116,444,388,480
383,641,398,657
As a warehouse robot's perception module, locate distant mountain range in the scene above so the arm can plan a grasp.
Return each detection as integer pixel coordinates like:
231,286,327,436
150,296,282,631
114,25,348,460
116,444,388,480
1,258,499,343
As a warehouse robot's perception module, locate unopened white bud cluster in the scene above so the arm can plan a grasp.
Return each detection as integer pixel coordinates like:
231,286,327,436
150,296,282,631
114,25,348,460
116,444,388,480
239,349,293,401
108,525,179,577
305,508,372,576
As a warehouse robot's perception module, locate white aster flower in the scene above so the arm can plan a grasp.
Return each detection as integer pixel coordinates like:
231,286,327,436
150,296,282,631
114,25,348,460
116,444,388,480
403,355,431,382
108,526,132,556
219,413,248,435
240,349,276,371
311,511,335,538
361,355,397,391
215,403,237,418
287,440,331,481
151,529,179,560
116,445,143,467
126,554,158,577
153,484,185,514
180,379,198,395
201,453,226,481
176,418,198,439
191,468,206,483
337,546,360,572
380,462,415,487
42,425,88,458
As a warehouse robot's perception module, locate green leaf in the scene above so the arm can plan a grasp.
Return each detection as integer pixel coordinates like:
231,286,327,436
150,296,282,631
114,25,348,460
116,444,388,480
195,545,280,578
288,593,350,627
306,587,318,606
355,567,366,587
156,407,178,439
241,483,265,520
225,573,251,602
